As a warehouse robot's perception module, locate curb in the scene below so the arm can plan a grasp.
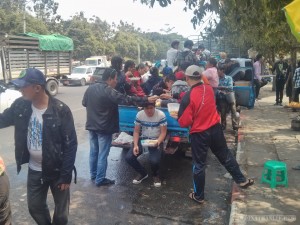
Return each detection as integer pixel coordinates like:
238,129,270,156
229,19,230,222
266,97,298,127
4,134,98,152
228,116,247,225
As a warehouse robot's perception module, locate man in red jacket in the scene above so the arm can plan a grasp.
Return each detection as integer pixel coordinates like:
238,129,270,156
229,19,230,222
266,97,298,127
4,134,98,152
173,65,254,204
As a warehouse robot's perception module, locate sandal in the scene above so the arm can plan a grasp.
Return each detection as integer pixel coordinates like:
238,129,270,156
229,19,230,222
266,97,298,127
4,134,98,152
189,192,204,204
239,178,254,189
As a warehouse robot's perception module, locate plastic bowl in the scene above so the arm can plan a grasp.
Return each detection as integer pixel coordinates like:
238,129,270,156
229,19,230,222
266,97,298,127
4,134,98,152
141,139,158,147
167,103,180,116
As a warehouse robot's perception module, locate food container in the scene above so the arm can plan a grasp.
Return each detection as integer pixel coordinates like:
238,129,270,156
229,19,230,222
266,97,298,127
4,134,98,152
141,139,158,147
129,77,140,81
167,103,180,117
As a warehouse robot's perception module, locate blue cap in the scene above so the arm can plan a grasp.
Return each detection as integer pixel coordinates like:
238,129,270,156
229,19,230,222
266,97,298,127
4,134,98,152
162,67,173,76
12,68,46,88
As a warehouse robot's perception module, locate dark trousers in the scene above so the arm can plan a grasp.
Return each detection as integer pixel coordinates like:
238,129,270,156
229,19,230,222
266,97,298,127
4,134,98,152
218,99,238,129
27,168,70,225
293,87,300,102
190,123,246,200
275,80,285,103
125,141,162,177
254,79,261,98
0,173,11,225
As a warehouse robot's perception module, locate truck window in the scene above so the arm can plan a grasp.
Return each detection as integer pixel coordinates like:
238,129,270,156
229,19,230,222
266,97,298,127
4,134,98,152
85,59,97,66
87,68,92,73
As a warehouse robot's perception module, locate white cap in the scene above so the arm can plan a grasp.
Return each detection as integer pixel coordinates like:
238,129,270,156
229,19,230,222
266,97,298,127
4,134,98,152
184,65,204,77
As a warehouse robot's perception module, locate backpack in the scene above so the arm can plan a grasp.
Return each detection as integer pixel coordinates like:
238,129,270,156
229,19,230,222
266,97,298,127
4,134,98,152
174,50,197,68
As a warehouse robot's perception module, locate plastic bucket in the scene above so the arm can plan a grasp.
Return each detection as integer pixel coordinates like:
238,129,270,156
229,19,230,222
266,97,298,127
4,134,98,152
167,103,180,116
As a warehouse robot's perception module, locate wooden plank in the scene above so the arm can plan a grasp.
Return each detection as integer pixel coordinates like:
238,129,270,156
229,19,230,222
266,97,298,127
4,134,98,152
7,45,40,50
8,35,38,41
6,40,39,46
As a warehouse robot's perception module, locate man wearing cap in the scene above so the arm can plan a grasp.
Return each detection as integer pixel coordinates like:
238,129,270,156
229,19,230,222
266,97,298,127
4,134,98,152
166,40,180,70
125,102,167,187
172,65,254,204
0,68,77,224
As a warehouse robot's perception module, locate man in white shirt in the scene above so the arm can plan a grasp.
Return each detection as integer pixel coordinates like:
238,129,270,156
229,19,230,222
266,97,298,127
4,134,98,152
166,40,180,70
125,103,167,187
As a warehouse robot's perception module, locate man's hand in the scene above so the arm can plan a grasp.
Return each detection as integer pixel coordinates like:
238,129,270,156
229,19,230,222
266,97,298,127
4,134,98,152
133,145,139,156
58,183,70,191
160,93,172,99
148,95,159,103
169,111,178,119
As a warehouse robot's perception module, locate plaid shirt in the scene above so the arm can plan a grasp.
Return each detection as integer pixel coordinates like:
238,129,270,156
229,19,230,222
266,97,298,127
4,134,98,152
293,68,300,88
218,75,233,93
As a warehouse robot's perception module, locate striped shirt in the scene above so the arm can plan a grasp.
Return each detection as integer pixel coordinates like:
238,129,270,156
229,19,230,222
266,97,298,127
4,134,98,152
135,109,167,139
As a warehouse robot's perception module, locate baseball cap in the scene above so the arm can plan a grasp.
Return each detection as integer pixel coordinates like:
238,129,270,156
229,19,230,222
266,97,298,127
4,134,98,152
175,71,185,80
162,67,173,76
185,65,204,77
12,68,46,88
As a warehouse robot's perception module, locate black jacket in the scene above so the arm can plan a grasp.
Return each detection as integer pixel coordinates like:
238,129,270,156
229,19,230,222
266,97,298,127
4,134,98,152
0,97,77,184
82,81,148,134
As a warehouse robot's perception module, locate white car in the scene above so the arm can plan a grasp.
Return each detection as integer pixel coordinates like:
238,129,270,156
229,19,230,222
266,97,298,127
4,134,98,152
61,66,96,86
0,82,22,113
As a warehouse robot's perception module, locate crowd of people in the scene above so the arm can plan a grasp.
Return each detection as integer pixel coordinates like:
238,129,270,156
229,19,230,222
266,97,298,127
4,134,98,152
0,39,260,224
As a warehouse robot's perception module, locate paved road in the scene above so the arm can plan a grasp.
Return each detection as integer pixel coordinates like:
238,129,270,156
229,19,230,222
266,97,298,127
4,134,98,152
0,85,236,225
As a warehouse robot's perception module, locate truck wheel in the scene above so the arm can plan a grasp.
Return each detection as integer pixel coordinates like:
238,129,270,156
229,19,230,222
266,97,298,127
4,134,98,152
80,78,86,86
46,80,59,96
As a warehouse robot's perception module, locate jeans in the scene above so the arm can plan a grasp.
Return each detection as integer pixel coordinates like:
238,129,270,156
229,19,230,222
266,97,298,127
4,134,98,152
254,79,261,98
217,99,238,129
89,131,112,185
27,168,70,225
275,80,285,103
190,123,246,200
293,87,300,102
125,140,162,177
0,173,11,225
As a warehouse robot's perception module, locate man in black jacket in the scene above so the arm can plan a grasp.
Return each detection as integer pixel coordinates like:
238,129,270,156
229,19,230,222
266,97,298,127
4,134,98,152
0,68,77,225
82,68,158,187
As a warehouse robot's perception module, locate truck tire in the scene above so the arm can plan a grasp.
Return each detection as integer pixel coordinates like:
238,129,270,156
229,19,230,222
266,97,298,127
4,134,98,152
46,79,59,96
80,78,86,86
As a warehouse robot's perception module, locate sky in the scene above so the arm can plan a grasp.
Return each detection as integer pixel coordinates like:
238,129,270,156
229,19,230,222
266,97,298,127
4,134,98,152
55,0,210,38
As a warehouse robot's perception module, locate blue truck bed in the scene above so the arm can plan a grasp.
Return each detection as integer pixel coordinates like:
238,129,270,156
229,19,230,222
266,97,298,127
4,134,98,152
118,105,189,139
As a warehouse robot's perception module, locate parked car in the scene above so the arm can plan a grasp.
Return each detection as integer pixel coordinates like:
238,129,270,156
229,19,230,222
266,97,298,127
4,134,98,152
60,66,96,86
90,66,106,83
0,81,22,113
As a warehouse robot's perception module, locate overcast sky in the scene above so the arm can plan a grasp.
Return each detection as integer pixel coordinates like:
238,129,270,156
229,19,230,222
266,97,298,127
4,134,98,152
55,0,209,38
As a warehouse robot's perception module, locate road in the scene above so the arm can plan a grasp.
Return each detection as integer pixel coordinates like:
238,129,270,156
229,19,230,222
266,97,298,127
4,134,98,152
0,85,235,225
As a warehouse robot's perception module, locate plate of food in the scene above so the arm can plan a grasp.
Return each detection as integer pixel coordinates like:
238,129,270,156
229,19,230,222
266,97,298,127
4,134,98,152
141,139,158,147
129,77,140,81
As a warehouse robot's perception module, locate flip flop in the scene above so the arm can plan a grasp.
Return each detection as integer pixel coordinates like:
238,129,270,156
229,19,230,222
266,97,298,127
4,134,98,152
292,165,300,170
188,192,204,204
239,178,254,189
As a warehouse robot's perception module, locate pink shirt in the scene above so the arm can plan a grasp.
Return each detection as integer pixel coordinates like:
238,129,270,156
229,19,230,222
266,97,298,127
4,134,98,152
203,67,219,88
253,61,262,81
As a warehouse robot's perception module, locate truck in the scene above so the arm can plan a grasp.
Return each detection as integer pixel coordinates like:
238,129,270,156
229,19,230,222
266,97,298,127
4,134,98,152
85,56,110,67
0,33,74,96
113,58,256,153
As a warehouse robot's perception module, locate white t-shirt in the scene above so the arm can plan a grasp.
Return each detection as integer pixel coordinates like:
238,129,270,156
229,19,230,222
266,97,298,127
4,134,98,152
135,109,167,139
27,105,47,171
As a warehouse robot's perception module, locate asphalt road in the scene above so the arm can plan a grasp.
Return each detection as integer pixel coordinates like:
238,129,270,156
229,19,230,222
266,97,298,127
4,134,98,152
0,85,233,225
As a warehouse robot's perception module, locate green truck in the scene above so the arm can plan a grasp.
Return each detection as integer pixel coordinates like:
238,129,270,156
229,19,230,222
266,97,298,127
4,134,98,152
0,33,74,96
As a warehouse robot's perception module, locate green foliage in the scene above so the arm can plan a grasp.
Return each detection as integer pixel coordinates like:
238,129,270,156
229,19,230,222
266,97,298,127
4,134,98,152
0,0,185,62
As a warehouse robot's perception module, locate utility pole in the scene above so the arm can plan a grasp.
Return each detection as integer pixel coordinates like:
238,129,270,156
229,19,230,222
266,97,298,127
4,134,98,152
137,43,140,64
23,2,26,33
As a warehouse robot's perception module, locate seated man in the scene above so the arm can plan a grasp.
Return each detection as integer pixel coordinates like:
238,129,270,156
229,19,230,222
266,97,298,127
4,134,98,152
125,102,167,187
216,65,239,130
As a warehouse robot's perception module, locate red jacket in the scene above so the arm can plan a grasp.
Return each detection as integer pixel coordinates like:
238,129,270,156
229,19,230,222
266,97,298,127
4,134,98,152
178,83,220,133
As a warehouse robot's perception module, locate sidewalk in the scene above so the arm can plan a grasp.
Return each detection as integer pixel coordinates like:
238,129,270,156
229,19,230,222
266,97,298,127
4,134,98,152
229,84,300,225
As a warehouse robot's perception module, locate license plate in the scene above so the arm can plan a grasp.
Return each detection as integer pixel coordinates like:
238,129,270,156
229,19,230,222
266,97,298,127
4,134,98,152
63,81,69,85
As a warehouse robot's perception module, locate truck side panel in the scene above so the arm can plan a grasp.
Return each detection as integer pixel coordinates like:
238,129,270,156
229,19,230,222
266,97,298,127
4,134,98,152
4,48,71,80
